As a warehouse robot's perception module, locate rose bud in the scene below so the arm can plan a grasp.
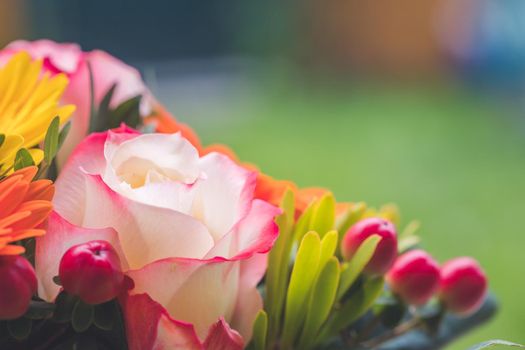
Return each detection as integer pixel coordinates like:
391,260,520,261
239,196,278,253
0,255,37,319
341,217,398,275
59,240,125,305
386,249,441,305
439,257,488,315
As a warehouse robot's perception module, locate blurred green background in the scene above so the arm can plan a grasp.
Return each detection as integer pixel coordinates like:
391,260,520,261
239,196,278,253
2,0,525,348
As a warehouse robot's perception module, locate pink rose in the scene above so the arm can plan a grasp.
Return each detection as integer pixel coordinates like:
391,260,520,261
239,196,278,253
0,40,152,166
35,126,280,349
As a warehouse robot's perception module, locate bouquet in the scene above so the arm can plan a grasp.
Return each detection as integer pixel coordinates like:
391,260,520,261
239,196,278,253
0,40,510,350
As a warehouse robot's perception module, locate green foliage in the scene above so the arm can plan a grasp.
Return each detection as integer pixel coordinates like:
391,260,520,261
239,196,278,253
90,83,143,133
266,189,295,343
308,193,335,238
317,276,385,343
72,299,94,333
13,148,34,170
337,234,381,300
251,310,268,350
298,257,340,349
7,317,32,341
259,192,389,349
282,231,321,348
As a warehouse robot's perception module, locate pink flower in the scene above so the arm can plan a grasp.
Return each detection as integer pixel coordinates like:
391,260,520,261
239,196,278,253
35,126,280,349
0,40,152,166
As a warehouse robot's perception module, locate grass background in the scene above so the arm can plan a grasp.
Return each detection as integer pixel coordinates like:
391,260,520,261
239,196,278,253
168,79,525,349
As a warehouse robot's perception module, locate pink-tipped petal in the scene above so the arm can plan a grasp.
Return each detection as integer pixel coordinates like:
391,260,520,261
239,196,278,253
203,317,244,350
128,258,241,339
121,293,202,350
194,153,257,241
35,212,127,302
206,199,280,260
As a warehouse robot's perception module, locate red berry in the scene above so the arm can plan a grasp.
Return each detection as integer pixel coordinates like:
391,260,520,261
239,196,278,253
0,255,37,319
386,249,440,306
439,257,488,315
341,217,398,275
59,240,125,305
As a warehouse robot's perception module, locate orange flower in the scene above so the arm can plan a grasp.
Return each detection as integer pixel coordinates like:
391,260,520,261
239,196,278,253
0,166,54,255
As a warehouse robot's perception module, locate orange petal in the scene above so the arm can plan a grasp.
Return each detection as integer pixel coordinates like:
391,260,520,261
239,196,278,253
11,166,38,182
25,179,54,201
9,200,52,230
0,245,25,255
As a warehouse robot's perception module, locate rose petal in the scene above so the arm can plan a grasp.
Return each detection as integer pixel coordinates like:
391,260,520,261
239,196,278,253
193,153,257,241
203,317,244,350
121,293,202,350
80,174,214,267
206,199,280,259
128,258,241,339
35,212,128,301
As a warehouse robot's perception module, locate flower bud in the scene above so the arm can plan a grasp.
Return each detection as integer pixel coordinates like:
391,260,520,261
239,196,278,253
439,257,488,315
59,240,125,305
0,255,37,319
386,249,440,305
341,217,398,275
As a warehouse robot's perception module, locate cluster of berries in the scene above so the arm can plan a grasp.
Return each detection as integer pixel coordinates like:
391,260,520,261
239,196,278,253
341,218,488,315
0,240,124,319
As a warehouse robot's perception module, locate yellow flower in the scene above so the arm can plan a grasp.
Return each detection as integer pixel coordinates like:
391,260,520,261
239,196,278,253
0,52,75,173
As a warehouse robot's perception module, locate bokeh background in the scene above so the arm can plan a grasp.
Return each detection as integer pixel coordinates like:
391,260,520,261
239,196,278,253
2,1,525,348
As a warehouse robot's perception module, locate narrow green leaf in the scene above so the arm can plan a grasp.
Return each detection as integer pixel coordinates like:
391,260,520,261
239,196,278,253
110,95,142,129
93,301,115,331
57,121,72,150
7,317,32,340
293,200,315,243
468,340,525,350
88,61,97,133
0,134,5,147
251,310,268,350
72,299,94,333
266,188,295,344
335,202,367,244
14,148,34,170
318,276,384,343
282,232,321,348
298,257,341,349
309,193,336,238
43,116,60,164
319,230,338,270
24,300,56,320
337,234,381,300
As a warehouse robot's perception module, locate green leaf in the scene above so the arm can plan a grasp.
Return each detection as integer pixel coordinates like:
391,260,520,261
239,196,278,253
309,193,335,238
57,121,72,150
298,257,341,349
53,292,77,323
43,116,60,164
0,134,5,147
266,189,295,344
337,234,381,300
468,340,525,349
251,310,268,350
293,200,315,243
7,317,32,340
14,148,34,170
282,231,321,348
93,301,115,331
72,299,94,333
110,95,142,129
318,276,384,343
335,202,367,237
319,230,338,269
24,300,56,320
